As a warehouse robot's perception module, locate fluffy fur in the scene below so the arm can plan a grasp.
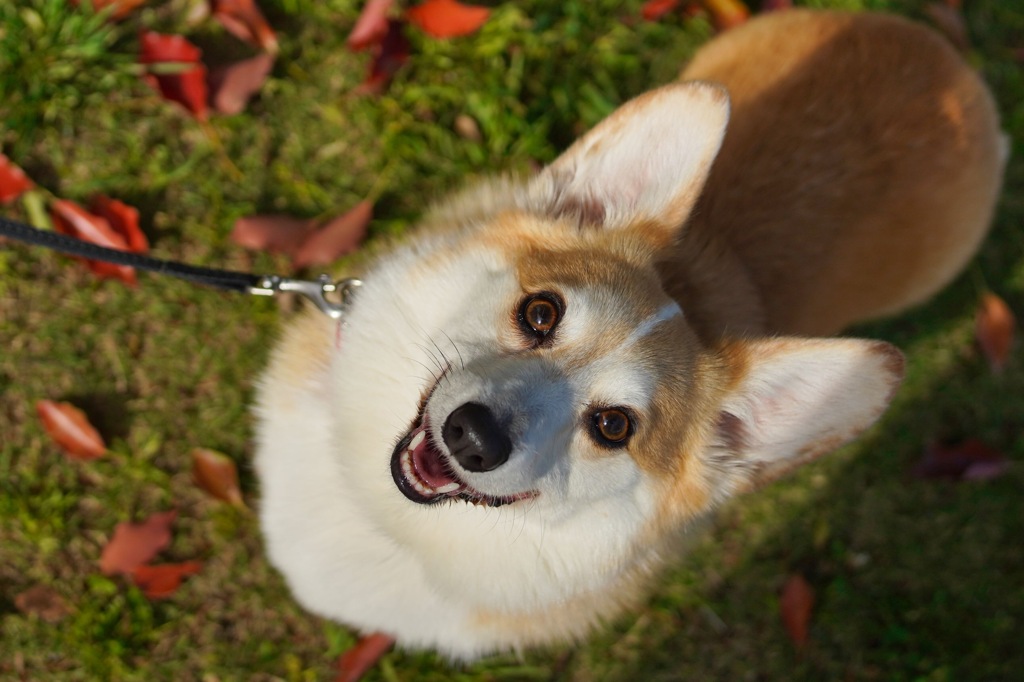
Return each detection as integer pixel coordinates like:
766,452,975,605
254,10,1005,660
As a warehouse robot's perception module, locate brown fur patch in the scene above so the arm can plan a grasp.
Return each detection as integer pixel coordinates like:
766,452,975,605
545,177,608,228
681,9,1004,335
268,311,334,387
872,341,907,402
261,309,335,413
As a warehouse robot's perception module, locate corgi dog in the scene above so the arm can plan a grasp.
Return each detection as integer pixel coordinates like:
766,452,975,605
254,10,1005,661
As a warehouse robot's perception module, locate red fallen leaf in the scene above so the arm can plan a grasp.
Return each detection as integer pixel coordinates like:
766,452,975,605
681,2,704,20
702,0,749,30
132,561,202,599
192,448,246,507
14,585,72,624
72,0,147,20
231,214,317,254
641,0,679,21
406,0,490,39
962,458,1012,481
90,195,148,253
337,633,395,682
349,0,395,51
780,573,814,648
924,2,970,52
139,31,209,121
211,0,280,54
357,19,411,95
209,52,275,115
36,400,107,461
913,439,1009,481
976,292,1015,374
51,199,138,285
100,510,177,576
760,0,792,10
292,201,373,269
0,153,35,204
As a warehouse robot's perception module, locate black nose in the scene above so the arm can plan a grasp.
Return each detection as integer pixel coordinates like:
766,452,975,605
442,402,511,473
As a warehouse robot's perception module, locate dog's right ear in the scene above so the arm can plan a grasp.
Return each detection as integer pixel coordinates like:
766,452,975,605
530,81,729,244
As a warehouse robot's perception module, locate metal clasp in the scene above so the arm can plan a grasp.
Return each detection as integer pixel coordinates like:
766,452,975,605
248,274,363,319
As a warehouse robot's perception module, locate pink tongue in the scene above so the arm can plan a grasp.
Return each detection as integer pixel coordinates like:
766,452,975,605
411,424,465,493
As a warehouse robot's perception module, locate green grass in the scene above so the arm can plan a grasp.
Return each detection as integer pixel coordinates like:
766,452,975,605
2,0,1022,679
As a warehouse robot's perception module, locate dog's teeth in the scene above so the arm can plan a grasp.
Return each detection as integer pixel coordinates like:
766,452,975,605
436,482,460,494
409,430,426,450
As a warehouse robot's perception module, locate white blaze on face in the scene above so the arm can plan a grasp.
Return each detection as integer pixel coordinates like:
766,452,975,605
568,298,684,413
626,302,684,345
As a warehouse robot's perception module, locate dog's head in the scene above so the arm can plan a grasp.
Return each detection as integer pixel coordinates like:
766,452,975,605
329,83,903,621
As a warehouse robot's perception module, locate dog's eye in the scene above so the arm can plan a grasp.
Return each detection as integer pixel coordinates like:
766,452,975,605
591,408,633,447
517,292,563,343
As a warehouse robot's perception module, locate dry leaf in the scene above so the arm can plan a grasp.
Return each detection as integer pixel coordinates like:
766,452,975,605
132,561,202,599
357,19,411,94
913,439,1009,481
349,0,395,51
680,2,704,20
701,0,749,30
641,0,679,21
36,400,107,461
100,510,177,576
231,214,317,254
336,632,395,682
212,0,280,53
975,292,1015,373
292,201,373,268
406,0,490,39
72,0,146,20
90,195,149,253
69,0,145,19
14,585,72,623
50,198,138,285
192,448,246,507
139,31,209,121
209,52,276,115
779,573,814,648
0,153,35,205
454,114,481,142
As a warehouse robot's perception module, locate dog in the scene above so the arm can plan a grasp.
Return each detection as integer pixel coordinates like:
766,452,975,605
254,9,1005,661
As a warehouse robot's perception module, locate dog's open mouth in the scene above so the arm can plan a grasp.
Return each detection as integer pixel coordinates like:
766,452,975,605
389,419,537,508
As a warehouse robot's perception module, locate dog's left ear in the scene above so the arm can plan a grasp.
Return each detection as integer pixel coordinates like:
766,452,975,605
531,81,729,241
708,337,905,496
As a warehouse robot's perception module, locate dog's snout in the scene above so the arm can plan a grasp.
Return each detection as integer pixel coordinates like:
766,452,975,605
442,402,511,473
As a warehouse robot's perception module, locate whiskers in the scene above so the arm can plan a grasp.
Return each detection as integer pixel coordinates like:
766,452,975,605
408,327,465,393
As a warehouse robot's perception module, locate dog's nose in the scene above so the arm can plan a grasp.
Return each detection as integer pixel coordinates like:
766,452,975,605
442,402,511,472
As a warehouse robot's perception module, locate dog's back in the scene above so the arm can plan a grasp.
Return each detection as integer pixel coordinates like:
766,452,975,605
669,10,1005,338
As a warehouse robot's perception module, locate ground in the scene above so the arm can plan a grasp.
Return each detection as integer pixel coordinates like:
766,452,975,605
1,0,1022,680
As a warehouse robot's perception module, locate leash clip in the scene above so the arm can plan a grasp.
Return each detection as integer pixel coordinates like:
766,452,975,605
249,274,363,320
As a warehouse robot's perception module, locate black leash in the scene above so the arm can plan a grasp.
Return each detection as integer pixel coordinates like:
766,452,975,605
1,214,261,292
0,215,361,319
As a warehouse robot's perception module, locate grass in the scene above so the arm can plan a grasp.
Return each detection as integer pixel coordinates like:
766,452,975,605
1,0,1022,679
